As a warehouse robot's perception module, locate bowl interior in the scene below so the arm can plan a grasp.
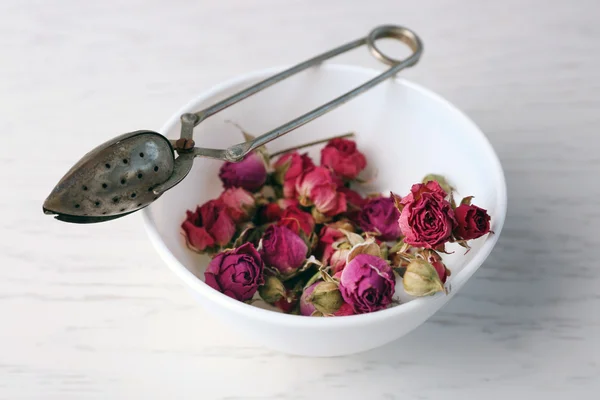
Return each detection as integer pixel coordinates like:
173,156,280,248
143,64,506,314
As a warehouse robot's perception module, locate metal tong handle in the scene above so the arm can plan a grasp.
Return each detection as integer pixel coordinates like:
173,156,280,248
156,25,423,194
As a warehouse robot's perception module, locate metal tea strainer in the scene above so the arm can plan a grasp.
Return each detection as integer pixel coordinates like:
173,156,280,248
43,25,423,223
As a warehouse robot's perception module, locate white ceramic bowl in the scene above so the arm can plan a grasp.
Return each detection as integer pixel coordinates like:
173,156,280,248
142,64,507,357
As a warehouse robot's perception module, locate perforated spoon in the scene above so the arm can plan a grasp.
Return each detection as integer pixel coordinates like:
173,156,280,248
43,25,423,223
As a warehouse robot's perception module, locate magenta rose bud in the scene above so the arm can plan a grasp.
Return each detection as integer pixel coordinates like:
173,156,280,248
278,205,315,236
218,187,256,223
204,243,264,301
219,152,267,192
454,204,491,240
358,197,401,241
182,199,236,252
300,282,319,316
273,151,315,198
260,225,308,277
398,181,456,249
320,138,367,180
339,254,396,314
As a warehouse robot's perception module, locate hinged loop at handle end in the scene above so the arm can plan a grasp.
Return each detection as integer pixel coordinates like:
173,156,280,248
367,25,424,67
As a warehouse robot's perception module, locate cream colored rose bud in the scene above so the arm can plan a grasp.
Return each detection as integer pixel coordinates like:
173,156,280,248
403,259,445,297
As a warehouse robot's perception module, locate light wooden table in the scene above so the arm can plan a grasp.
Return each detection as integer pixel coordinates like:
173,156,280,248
1,0,598,398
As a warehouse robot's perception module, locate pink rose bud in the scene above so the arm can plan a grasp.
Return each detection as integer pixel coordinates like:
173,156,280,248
295,166,347,217
423,250,450,283
317,220,354,262
278,205,315,236
300,281,346,316
204,243,264,301
358,196,402,241
219,152,267,192
260,225,308,277
454,204,491,240
398,181,457,249
182,199,236,252
273,151,315,198
339,254,396,314
218,187,256,223
320,138,367,180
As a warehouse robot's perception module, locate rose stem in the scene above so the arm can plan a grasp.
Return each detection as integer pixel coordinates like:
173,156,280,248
270,132,355,158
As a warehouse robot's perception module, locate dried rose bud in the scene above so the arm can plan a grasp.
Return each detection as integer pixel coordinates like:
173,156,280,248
358,196,401,241
219,152,267,192
218,187,256,223
397,181,456,249
204,243,264,301
339,254,396,314
278,205,315,236
403,259,445,297
320,138,367,180
300,281,351,316
309,281,345,315
260,225,308,277
454,204,491,240
258,275,286,304
182,199,236,252
422,174,453,195
257,202,283,224
273,152,315,198
295,167,347,217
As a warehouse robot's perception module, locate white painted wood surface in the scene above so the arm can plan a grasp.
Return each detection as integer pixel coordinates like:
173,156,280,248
1,0,598,398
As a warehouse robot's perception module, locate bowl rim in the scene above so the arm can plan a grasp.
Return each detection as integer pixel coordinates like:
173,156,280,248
142,63,508,328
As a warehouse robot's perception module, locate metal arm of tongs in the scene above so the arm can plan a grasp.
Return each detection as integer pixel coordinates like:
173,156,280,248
43,25,423,223
159,24,423,194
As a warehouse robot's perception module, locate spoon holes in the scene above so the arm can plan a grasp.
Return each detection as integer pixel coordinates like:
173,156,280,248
137,203,142,207
102,183,108,189
75,204,80,209
137,173,143,179
130,193,136,199
105,163,111,169
95,201,101,207
139,152,144,158
82,185,88,191
102,211,107,215
123,159,128,164
112,197,119,203
120,208,126,212
121,178,126,185
153,166,159,172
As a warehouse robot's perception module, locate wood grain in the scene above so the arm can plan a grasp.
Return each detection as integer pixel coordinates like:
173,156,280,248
1,0,599,398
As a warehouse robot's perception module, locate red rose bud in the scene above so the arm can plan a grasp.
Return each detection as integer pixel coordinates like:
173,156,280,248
204,243,264,301
273,151,315,198
358,196,402,241
219,152,267,192
182,199,236,252
339,187,365,219
339,254,396,314
454,204,491,240
398,181,456,249
257,202,283,224
278,205,315,236
260,225,308,277
218,187,256,223
320,138,367,180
